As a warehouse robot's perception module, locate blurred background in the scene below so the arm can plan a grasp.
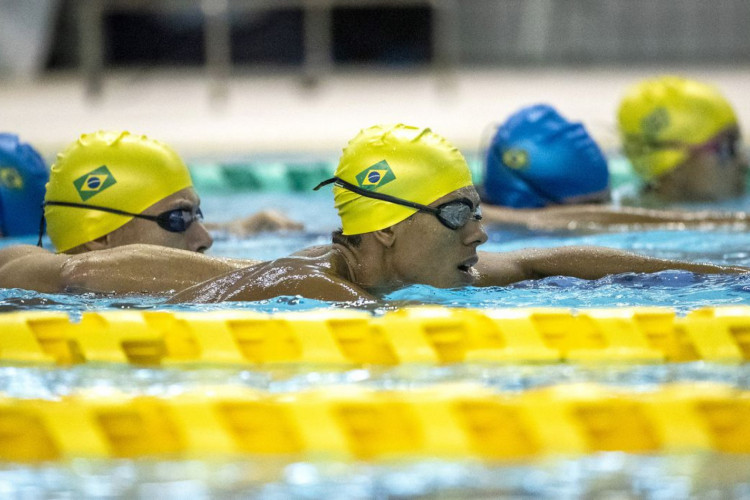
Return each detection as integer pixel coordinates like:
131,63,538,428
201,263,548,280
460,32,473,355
1,0,749,160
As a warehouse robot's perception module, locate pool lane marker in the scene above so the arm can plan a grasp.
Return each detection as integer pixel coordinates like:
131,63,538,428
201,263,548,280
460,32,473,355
0,306,749,365
0,381,747,462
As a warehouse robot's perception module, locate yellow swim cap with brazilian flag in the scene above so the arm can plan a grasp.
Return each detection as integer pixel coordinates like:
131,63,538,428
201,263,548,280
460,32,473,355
617,75,738,180
319,124,474,235
44,131,193,252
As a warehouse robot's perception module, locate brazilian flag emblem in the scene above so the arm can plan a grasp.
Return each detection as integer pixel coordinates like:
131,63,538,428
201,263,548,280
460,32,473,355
355,160,396,191
73,165,117,201
641,106,670,138
0,167,23,189
502,148,529,170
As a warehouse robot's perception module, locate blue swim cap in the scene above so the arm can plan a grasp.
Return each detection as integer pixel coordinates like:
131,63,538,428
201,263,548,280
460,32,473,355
0,134,48,237
483,104,610,208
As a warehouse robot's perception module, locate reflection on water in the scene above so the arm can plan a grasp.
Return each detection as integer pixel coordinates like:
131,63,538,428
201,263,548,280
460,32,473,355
2,452,750,499
2,361,749,399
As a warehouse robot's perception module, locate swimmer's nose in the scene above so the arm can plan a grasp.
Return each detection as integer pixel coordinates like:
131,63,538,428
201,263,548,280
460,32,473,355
191,222,213,253
463,218,488,247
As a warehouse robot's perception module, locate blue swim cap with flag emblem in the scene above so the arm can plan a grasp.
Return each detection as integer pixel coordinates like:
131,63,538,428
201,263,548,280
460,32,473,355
0,133,48,237
483,104,610,208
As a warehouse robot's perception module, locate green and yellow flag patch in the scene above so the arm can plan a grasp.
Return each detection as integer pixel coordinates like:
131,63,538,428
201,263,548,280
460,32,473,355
73,165,117,201
502,148,529,170
355,160,396,191
0,167,23,190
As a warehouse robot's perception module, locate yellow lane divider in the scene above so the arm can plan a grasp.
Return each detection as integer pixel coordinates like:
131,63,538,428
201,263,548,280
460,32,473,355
1,382,748,462
1,306,750,365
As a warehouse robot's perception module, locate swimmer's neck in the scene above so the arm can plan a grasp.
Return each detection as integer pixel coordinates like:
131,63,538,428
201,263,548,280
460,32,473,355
331,242,405,296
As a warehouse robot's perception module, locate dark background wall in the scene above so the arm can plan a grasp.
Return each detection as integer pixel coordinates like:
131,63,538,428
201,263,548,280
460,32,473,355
33,0,750,75
46,3,433,70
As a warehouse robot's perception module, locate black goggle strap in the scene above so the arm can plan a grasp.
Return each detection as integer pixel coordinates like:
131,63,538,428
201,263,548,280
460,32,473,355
36,205,45,247
313,177,481,230
45,200,202,230
313,177,439,215
488,145,563,205
624,130,740,157
38,201,165,247
44,201,152,220
39,201,188,244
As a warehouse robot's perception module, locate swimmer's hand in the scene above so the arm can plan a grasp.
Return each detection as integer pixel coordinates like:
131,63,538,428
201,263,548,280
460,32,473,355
206,210,304,235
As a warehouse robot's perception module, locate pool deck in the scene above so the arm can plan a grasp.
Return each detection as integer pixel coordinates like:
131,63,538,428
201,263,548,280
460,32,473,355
1,65,749,160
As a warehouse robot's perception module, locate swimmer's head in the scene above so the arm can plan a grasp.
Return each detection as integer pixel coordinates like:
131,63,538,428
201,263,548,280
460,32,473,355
0,134,48,237
44,131,193,252
617,75,738,180
483,104,610,208
326,123,474,235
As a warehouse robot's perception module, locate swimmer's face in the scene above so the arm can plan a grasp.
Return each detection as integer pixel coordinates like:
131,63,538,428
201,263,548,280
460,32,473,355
389,186,488,289
657,132,747,202
105,187,213,252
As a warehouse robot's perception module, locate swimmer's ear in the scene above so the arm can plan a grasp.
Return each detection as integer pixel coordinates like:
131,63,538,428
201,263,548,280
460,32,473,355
372,227,396,248
80,234,111,252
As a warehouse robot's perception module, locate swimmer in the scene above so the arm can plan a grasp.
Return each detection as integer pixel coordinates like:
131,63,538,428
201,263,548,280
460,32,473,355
480,104,750,231
0,133,48,238
170,123,747,303
618,75,747,203
0,130,282,294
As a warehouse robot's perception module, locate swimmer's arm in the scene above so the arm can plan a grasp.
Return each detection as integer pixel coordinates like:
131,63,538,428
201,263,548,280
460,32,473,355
169,257,374,303
0,245,68,293
475,246,749,286
58,244,259,294
0,244,256,294
204,210,304,236
481,204,750,230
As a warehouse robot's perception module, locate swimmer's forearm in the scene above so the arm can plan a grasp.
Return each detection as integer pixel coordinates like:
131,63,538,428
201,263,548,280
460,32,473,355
204,210,304,235
521,246,748,279
583,206,750,225
477,246,748,286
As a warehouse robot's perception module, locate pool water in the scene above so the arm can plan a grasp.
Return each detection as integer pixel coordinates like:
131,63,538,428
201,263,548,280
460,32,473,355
5,187,750,314
4,160,750,497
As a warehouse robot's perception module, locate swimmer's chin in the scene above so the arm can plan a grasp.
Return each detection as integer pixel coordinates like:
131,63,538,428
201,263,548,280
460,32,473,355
455,266,479,286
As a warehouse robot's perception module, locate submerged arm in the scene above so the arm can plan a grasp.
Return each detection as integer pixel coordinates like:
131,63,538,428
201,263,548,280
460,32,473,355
481,204,750,231
475,246,749,287
204,210,304,236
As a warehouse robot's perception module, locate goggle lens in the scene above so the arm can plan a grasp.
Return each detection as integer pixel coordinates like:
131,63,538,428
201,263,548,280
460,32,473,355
155,208,204,233
435,200,482,230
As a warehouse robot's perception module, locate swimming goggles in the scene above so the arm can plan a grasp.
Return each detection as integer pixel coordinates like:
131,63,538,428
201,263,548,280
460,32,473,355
313,177,482,230
38,201,204,246
624,132,740,164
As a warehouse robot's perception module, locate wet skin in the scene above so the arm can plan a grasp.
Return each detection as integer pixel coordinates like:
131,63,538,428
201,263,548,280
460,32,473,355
169,186,488,303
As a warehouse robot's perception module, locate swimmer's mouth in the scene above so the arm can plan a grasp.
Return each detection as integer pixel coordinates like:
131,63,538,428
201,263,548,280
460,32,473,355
457,256,479,274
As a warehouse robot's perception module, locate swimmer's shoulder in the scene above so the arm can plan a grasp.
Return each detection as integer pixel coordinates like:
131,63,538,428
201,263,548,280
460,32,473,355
291,244,334,257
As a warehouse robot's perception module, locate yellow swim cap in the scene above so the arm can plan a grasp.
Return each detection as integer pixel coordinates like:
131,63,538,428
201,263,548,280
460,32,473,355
44,131,193,252
332,124,473,235
617,75,738,180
